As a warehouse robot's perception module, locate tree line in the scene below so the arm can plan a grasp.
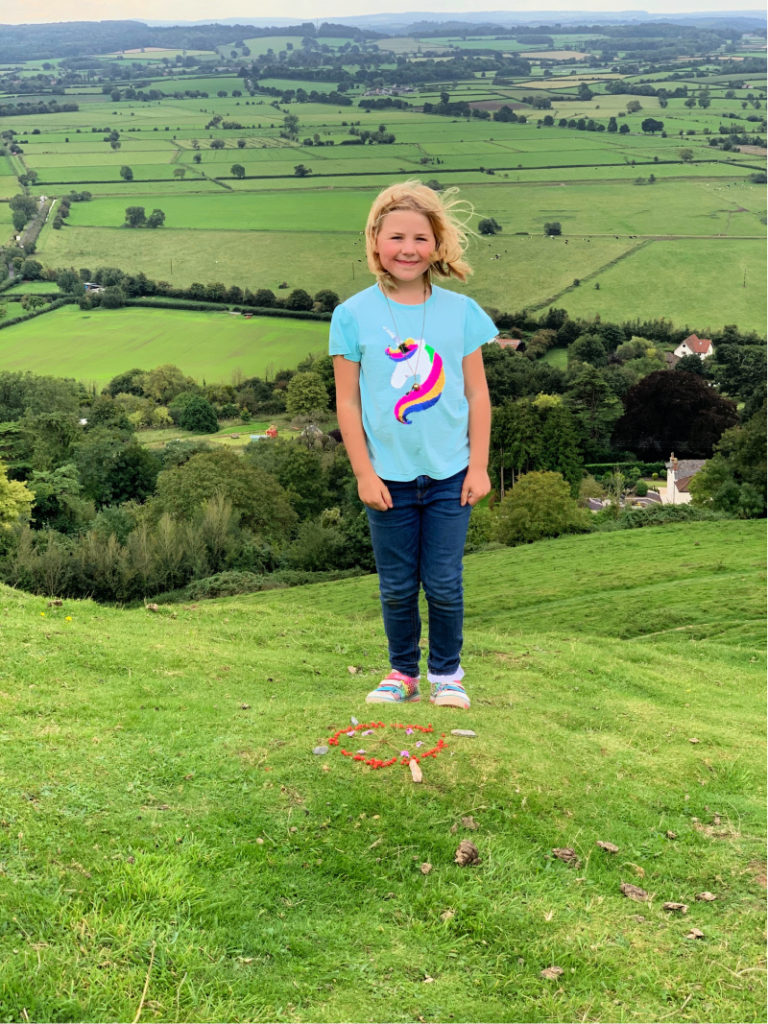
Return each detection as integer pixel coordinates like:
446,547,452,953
0,293,764,605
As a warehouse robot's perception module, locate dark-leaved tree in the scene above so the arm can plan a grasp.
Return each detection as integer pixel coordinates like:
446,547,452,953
612,370,738,459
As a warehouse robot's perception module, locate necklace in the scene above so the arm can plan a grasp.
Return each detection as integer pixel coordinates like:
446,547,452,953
382,283,429,389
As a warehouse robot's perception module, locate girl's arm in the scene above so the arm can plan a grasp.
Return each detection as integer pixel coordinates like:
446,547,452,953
461,347,492,507
332,355,393,511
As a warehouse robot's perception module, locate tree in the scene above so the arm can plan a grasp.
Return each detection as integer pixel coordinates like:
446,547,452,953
564,367,623,460
177,395,218,434
28,463,94,533
293,163,311,177
679,148,694,162
119,165,133,181
285,372,329,419
285,288,313,311
641,118,664,134
313,289,340,312
210,139,225,149
0,458,33,529
141,365,196,404
544,221,562,236
689,402,766,518
124,206,146,227
568,333,608,368
626,100,642,113
230,163,246,179
477,217,502,236
173,167,186,179
192,153,202,164
612,370,738,459
153,449,296,539
146,208,165,229
252,288,277,308
494,471,587,545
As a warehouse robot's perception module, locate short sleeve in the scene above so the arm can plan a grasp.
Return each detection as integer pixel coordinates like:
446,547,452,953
463,298,498,357
329,303,361,362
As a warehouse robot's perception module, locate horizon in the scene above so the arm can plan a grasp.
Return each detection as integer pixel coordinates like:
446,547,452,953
3,2,766,27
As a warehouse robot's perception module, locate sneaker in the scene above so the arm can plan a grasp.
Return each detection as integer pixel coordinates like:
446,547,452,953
430,680,471,709
366,670,421,704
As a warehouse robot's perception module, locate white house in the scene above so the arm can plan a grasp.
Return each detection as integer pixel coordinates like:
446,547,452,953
662,453,706,505
673,333,713,361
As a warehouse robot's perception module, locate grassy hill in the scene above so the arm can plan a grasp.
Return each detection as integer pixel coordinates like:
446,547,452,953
0,520,765,1023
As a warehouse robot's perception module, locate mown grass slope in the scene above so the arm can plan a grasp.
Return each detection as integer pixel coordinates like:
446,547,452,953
0,521,764,1023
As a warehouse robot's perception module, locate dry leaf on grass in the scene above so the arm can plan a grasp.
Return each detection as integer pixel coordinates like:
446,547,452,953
420,862,432,875
454,840,481,866
696,891,717,902
540,966,564,980
409,759,423,784
665,830,678,840
596,840,619,854
440,909,455,922
688,737,700,744
461,816,479,830
686,928,705,940
620,882,649,902
552,847,581,868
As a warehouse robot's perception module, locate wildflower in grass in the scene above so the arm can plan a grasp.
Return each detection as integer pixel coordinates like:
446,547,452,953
65,616,72,622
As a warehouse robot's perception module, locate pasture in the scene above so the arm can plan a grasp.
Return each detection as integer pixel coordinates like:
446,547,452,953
1,23,766,337
0,306,328,387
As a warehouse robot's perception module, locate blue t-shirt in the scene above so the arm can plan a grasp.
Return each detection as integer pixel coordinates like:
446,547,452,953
329,284,497,481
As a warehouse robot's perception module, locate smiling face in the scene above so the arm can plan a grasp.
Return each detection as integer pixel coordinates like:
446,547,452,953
374,209,436,299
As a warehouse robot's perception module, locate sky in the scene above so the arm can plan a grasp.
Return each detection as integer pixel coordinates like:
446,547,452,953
4,0,760,26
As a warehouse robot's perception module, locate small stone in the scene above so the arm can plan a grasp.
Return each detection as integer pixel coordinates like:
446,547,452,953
313,746,329,756
450,729,476,737
688,737,700,744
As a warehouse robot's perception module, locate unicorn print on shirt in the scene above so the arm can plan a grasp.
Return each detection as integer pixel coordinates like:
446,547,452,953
383,328,445,425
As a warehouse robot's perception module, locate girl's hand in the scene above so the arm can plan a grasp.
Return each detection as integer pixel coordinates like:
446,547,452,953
358,473,393,511
461,467,491,507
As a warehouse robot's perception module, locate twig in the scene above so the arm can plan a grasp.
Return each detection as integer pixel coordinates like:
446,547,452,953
132,941,157,1024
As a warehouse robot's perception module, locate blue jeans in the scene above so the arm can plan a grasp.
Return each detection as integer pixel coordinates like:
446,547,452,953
365,469,471,679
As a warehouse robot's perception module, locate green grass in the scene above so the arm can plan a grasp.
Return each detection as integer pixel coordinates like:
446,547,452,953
0,307,328,386
0,520,764,1022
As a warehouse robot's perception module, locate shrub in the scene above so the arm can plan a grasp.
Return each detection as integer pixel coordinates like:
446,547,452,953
635,479,649,497
494,471,590,545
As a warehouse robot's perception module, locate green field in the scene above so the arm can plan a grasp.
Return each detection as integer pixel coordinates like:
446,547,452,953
0,521,764,1022
1,24,766,336
0,307,328,386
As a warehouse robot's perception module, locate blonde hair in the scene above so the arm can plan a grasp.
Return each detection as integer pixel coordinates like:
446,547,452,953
365,180,472,290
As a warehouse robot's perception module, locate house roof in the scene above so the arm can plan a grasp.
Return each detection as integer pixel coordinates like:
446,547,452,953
681,333,712,354
667,458,706,490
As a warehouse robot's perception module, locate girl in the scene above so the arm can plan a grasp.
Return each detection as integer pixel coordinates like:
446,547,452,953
329,181,496,709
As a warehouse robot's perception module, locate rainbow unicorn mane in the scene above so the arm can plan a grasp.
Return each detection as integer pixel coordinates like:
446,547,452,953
393,346,445,425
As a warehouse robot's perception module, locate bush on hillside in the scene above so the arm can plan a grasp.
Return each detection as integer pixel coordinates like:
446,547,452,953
494,471,590,546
